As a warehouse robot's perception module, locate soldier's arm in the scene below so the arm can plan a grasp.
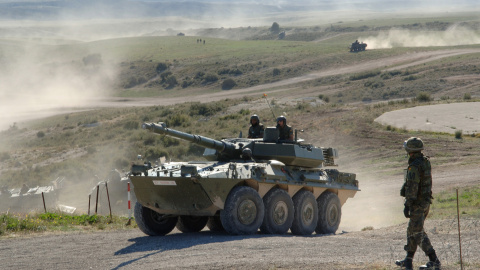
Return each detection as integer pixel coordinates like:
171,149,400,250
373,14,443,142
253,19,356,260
404,165,420,206
288,127,294,141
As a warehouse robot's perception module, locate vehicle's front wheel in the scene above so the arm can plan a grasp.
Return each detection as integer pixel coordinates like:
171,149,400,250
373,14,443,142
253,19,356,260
134,202,178,236
315,192,341,234
220,186,264,235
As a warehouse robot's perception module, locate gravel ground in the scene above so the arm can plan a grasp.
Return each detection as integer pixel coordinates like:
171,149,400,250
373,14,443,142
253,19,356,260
1,219,479,270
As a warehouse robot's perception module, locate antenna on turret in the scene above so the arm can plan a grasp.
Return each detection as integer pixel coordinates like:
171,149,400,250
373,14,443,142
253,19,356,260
263,93,276,120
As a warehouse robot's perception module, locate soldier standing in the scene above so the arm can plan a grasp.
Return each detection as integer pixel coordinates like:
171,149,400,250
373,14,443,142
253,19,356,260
396,137,441,270
247,114,264,138
276,115,293,141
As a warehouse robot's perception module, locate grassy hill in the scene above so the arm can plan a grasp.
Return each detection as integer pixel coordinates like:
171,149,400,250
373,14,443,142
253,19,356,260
1,12,480,191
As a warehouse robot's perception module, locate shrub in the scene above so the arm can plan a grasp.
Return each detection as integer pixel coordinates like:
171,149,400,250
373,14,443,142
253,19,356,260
165,75,178,88
189,103,224,116
156,62,168,73
272,68,281,76
349,71,380,81
36,131,45,138
166,114,190,127
181,80,193,88
402,75,418,81
416,92,431,102
270,22,280,34
464,93,471,100
160,71,173,82
123,121,139,130
222,78,236,90
195,71,205,79
455,130,463,139
203,74,218,84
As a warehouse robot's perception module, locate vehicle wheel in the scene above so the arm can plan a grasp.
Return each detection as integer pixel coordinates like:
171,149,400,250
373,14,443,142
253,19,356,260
291,190,318,235
315,192,341,234
134,202,178,236
176,216,208,233
220,186,264,235
260,188,294,234
207,215,225,232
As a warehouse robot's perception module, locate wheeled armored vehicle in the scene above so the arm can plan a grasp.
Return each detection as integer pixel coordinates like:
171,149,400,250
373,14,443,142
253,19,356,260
130,122,359,236
350,40,367,52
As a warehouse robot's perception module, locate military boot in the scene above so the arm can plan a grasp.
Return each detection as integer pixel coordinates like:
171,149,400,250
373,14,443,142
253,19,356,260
395,257,413,270
419,259,441,270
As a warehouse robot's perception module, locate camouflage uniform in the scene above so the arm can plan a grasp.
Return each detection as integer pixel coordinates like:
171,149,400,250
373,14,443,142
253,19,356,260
401,152,434,254
248,124,264,138
277,125,293,141
396,137,441,270
276,115,293,141
248,115,264,138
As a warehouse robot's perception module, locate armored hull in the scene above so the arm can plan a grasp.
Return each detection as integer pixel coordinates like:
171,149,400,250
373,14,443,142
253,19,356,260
131,123,359,236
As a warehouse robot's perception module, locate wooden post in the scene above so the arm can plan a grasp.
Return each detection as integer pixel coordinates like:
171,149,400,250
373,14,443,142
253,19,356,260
456,189,463,270
105,182,112,219
95,185,99,215
41,192,47,213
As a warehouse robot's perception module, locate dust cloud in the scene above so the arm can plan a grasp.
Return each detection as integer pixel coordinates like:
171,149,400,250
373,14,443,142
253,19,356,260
0,41,117,131
362,25,480,49
340,173,405,232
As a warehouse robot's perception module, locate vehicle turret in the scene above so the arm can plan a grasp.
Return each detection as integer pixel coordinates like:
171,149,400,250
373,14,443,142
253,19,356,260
142,122,336,168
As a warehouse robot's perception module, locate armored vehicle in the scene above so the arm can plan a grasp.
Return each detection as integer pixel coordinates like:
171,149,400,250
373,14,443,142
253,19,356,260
130,122,359,236
350,40,367,52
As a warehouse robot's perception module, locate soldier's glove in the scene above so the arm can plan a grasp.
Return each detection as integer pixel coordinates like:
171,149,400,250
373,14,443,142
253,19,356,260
403,205,411,218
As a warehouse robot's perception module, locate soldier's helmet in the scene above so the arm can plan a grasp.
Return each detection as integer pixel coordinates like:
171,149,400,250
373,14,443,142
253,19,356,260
276,115,287,125
403,137,424,153
250,114,260,125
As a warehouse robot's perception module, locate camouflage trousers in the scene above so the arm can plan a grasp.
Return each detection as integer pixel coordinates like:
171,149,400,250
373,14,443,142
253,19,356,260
405,202,434,255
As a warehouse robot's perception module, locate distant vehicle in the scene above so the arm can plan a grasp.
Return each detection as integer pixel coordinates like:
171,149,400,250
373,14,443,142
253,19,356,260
130,122,360,236
350,40,367,52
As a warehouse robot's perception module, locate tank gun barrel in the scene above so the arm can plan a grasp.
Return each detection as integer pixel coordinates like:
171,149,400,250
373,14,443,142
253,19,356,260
142,122,236,153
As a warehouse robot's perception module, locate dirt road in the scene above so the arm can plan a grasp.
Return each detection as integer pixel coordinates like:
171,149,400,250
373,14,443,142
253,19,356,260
1,218,478,270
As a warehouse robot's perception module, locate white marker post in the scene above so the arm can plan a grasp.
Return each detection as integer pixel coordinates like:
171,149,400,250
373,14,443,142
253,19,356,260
126,182,132,225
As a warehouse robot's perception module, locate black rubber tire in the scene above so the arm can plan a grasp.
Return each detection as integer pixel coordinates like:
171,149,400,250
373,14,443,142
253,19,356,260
176,216,208,233
220,186,265,235
315,192,342,234
134,202,178,236
206,215,225,232
291,190,318,235
260,188,294,234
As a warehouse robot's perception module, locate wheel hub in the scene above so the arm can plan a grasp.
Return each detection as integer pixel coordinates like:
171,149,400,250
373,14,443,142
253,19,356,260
273,201,288,225
238,199,257,225
302,203,314,226
327,204,338,226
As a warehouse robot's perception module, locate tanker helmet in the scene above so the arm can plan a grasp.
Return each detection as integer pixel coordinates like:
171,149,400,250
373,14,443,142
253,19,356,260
403,137,424,153
276,115,287,125
250,114,260,125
